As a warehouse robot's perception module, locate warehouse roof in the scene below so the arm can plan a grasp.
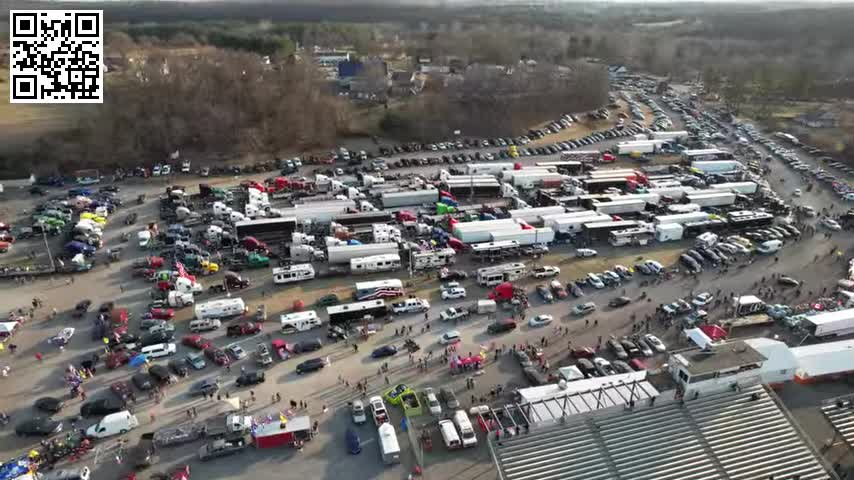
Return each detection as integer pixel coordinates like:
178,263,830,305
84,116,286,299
671,340,766,376
821,393,854,449
491,385,834,480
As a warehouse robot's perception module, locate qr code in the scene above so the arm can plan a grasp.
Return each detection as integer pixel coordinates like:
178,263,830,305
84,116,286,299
9,10,103,104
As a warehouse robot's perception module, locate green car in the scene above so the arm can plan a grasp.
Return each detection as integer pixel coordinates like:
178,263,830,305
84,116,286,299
247,252,270,268
315,294,340,307
383,384,414,406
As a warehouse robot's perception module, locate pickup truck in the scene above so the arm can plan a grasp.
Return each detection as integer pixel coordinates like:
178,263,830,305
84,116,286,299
153,422,208,447
198,436,248,461
439,307,470,322
203,414,253,440
369,395,388,427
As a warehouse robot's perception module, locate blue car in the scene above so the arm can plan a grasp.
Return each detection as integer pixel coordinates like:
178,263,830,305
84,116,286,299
371,345,398,359
346,427,361,455
65,240,96,257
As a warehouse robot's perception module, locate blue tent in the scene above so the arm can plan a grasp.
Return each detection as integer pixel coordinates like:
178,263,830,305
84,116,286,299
129,354,148,368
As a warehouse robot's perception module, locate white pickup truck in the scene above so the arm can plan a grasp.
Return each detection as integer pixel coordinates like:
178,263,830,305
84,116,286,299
391,298,430,315
369,396,388,426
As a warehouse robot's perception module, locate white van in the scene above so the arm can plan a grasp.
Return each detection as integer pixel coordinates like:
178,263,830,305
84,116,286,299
140,343,177,359
280,311,322,334
438,419,462,450
452,410,478,447
189,318,221,333
756,239,782,254
391,298,430,315
194,298,247,320
378,423,400,464
85,411,139,438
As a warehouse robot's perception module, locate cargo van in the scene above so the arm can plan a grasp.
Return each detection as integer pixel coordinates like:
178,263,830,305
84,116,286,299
378,423,400,464
194,298,247,320
438,419,462,449
189,318,221,333
452,410,477,447
280,311,322,334
756,239,782,254
85,411,139,438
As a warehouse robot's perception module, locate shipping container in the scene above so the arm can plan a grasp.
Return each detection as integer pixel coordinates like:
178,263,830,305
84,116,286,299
706,182,758,195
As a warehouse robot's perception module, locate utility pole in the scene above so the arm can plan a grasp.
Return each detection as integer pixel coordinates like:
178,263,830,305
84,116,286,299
42,230,55,272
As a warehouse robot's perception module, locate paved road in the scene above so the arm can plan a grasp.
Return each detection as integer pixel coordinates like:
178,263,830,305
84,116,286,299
0,92,851,480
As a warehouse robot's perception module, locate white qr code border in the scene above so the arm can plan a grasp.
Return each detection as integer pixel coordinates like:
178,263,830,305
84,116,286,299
9,10,104,104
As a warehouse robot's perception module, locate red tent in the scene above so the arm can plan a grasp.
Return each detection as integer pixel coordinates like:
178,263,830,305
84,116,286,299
699,325,728,341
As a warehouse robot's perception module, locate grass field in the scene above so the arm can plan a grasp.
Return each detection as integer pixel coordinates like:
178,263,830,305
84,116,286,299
0,68,79,153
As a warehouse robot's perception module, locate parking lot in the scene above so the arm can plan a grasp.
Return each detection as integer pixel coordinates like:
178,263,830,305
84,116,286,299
2,85,854,480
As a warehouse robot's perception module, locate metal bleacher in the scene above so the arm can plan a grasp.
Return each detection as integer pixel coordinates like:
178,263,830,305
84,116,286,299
492,385,835,480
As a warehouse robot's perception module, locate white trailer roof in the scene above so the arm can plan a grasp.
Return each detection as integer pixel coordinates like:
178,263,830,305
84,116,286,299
792,338,854,379
800,307,854,326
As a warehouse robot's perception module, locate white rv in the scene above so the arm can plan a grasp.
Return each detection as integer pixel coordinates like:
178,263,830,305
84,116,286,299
272,264,316,285
194,298,247,320
350,254,401,274
280,311,322,334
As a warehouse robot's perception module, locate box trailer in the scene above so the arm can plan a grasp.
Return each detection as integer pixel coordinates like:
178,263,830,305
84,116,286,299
235,217,298,241
560,151,601,163
547,214,612,234
511,173,567,190
706,182,758,195
593,199,648,215
615,141,658,155
802,308,854,338
332,211,394,227
453,219,520,243
655,223,684,242
690,161,742,174
490,227,555,246
508,206,566,225
582,177,629,193
327,242,399,265
501,168,554,182
646,186,695,200
686,192,736,208
194,298,247,320
649,130,688,142
466,163,515,175
380,189,439,208
654,212,710,225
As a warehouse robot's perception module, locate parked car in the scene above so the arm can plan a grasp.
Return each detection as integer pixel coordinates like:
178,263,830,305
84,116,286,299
528,314,553,328
486,320,517,334
371,345,398,358
235,371,265,387
296,357,326,374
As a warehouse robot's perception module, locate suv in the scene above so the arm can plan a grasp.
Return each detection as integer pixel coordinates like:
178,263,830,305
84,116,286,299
296,357,326,374
573,302,596,316
487,320,517,335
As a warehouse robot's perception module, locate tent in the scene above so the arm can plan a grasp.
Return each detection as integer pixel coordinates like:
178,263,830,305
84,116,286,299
0,322,19,338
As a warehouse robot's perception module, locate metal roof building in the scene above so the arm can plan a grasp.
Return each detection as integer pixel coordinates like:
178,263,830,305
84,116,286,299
490,385,835,480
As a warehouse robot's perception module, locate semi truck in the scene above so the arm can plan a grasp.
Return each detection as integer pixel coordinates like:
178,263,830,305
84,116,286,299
653,212,711,225
546,214,612,234
327,242,399,265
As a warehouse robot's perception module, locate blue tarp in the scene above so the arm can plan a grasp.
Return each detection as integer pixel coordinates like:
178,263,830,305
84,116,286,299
0,458,31,480
129,354,148,367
